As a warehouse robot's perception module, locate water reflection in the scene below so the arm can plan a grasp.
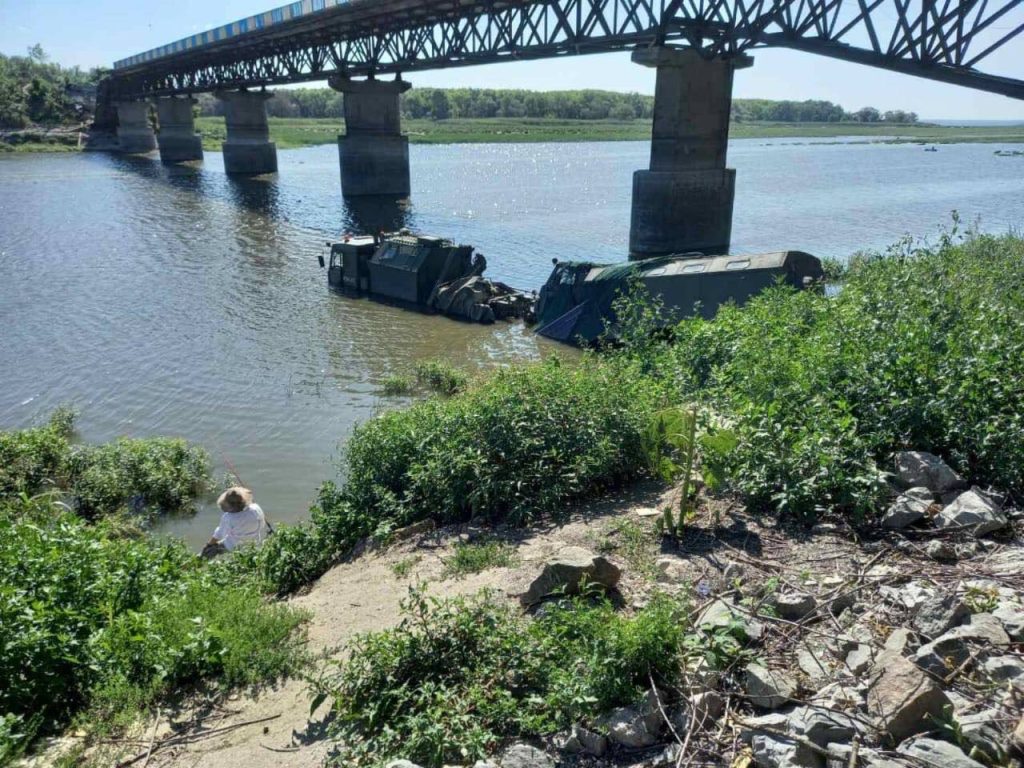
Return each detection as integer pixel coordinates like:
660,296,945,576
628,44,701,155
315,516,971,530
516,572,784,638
341,194,414,235
226,174,282,217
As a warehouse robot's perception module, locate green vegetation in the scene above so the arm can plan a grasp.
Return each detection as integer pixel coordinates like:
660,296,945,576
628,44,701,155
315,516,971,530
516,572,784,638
0,46,100,129
616,226,1024,521
391,555,422,579
382,374,414,396
442,539,518,578
226,357,661,596
0,410,210,521
0,417,306,760
413,359,468,395
190,115,1024,150
315,587,690,767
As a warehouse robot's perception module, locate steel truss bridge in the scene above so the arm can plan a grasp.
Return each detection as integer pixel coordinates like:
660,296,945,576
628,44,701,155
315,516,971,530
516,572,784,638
106,0,1024,101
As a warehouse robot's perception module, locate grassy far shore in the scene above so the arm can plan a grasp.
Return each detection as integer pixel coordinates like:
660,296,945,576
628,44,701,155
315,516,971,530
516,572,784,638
208,116,1024,149
3,117,1024,153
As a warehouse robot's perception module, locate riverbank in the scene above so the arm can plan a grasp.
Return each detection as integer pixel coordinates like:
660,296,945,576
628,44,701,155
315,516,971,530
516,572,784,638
7,229,1024,767
198,116,1024,149
4,118,1024,153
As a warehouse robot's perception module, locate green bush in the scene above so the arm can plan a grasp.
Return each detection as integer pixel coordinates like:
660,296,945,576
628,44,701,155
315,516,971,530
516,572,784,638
413,360,468,395
318,588,689,767
335,357,661,532
442,539,518,578
0,495,306,738
0,408,75,498
631,230,1024,520
63,437,211,520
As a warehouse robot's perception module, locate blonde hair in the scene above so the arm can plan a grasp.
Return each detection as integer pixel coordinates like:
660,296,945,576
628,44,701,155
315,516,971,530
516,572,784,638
217,486,253,513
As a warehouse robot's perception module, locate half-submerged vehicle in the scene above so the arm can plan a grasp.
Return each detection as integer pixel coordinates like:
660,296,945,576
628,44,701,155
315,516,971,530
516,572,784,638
534,251,824,344
318,231,533,324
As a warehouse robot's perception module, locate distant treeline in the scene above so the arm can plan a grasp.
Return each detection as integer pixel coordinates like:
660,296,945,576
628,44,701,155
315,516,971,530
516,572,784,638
0,47,104,128
0,44,919,129
197,87,919,124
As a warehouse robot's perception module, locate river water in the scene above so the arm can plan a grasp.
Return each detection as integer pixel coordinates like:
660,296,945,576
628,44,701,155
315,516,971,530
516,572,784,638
1,137,1022,547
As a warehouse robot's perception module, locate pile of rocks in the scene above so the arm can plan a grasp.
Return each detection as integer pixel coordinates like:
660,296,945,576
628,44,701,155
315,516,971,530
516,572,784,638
882,452,1009,560
383,453,1022,768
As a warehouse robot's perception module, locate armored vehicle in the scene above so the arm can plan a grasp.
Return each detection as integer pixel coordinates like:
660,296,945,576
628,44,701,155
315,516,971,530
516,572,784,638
319,232,532,324
535,251,824,344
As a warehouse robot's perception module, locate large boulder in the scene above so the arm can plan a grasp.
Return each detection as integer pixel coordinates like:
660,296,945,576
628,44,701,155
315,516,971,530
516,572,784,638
882,487,935,529
896,738,987,768
599,705,659,748
520,547,620,605
934,489,1007,535
895,452,965,493
554,724,607,757
866,653,951,742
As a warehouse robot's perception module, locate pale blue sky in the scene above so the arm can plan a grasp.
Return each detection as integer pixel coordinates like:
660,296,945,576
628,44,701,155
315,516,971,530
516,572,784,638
2,0,1023,119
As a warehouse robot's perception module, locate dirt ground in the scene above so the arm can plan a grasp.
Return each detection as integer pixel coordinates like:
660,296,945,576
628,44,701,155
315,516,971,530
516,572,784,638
48,481,1021,768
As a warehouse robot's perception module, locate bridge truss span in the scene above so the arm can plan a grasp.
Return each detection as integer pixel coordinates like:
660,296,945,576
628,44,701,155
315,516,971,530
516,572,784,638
110,0,1024,100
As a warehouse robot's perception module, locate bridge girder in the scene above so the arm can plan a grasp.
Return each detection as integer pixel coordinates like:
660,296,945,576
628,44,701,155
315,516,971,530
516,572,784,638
107,0,1024,100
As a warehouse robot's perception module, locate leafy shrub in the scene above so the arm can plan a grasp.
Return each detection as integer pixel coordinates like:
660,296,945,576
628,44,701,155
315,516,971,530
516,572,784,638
63,437,211,520
0,495,305,737
382,375,413,396
0,713,36,766
626,230,1024,520
0,409,75,498
413,360,469,395
334,357,661,535
318,588,689,767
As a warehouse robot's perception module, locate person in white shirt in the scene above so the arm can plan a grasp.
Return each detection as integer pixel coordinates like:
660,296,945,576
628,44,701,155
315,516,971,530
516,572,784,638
201,486,272,558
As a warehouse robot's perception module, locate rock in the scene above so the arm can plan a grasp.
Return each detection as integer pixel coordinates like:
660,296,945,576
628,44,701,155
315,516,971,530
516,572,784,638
1013,715,1024,754
977,654,1024,686
497,744,555,768
866,654,951,742
958,711,1006,763
745,663,796,709
520,547,620,605
897,737,986,768
913,594,970,639
882,488,935,529
387,762,424,768
796,640,832,685
773,592,818,621
391,519,436,541
845,644,874,675
738,712,793,744
881,581,935,610
913,613,1011,675
810,681,864,711
895,452,965,493
685,691,725,727
958,541,981,559
600,706,658,748
926,540,957,561
751,734,824,768
790,706,861,747
697,598,764,641
885,627,914,654
639,689,666,735
473,763,499,768
993,601,1024,641
554,724,606,757
934,489,1008,535
826,743,910,768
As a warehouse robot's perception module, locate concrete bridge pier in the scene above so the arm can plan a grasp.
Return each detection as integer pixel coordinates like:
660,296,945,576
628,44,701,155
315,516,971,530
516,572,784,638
215,90,278,175
329,75,411,197
629,47,752,259
154,96,203,163
114,101,157,154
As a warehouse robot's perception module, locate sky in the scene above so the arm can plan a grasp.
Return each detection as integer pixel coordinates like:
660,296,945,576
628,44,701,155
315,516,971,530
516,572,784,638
2,0,1023,120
